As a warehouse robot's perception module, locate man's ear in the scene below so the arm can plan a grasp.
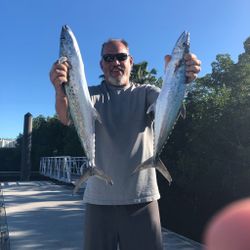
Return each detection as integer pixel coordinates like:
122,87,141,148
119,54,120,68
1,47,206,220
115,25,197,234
100,60,104,71
129,55,134,67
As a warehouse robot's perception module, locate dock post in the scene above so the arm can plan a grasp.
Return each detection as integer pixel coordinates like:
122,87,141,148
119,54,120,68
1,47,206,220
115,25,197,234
20,112,33,181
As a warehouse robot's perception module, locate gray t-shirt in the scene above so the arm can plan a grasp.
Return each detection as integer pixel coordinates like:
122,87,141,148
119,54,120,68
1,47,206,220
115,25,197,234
83,81,160,205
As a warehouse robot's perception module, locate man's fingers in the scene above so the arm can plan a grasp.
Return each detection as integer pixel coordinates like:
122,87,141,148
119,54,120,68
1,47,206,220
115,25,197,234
165,55,171,63
184,53,201,82
50,60,70,86
184,53,197,61
57,59,71,69
186,72,198,83
55,61,69,72
185,53,201,66
55,69,68,78
186,64,201,74
186,59,201,67
164,55,171,72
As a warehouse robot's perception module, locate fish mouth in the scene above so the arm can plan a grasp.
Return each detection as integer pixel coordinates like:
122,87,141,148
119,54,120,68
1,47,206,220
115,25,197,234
176,31,190,48
60,25,71,42
62,25,71,32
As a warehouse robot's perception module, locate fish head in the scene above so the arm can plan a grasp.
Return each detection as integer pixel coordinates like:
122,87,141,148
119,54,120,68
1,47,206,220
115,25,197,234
59,25,80,59
172,31,190,55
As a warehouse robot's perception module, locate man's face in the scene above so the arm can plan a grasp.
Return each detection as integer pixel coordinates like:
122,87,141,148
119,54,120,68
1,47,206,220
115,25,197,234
100,41,133,86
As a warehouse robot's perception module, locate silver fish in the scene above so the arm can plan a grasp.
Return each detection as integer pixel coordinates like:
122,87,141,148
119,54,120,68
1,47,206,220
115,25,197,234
59,25,113,193
133,31,190,184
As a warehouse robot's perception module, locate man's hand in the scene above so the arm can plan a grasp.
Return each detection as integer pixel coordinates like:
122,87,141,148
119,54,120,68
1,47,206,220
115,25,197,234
49,59,70,96
164,53,201,83
49,59,71,125
184,53,201,82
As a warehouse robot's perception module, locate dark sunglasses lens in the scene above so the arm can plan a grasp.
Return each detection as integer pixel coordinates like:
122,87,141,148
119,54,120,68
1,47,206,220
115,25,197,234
103,53,128,62
116,53,128,61
103,55,115,62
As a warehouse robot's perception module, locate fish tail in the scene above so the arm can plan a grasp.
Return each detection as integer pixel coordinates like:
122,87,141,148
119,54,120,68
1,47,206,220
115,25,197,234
92,167,114,186
132,157,154,175
155,159,172,185
73,167,113,195
73,168,92,194
132,157,172,185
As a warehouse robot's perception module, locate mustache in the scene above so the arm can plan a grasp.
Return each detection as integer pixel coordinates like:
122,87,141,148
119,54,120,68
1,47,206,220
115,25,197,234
112,66,124,72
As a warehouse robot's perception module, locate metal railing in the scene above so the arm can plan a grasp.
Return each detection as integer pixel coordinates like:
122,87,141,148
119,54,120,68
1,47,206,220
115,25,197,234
0,188,10,250
39,156,88,185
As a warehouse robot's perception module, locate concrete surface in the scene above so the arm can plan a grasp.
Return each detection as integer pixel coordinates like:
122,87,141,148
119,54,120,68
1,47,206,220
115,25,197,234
1,181,203,250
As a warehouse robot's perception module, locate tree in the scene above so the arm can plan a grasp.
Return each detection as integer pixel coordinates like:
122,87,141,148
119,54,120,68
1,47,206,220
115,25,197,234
30,115,83,171
130,61,163,87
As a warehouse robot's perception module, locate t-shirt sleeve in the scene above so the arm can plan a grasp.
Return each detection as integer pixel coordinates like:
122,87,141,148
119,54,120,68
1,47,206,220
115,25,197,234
146,84,160,108
144,84,160,121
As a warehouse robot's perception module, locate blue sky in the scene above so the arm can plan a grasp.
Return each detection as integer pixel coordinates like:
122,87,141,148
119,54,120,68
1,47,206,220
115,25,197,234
1,0,250,139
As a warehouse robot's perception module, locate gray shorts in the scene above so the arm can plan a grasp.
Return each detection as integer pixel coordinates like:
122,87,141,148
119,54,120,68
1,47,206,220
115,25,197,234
83,201,163,250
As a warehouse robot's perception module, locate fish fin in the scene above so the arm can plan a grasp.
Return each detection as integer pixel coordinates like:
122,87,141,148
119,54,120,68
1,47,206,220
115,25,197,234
164,55,172,73
132,157,172,185
132,157,154,175
146,103,156,115
180,103,186,119
155,159,172,185
92,168,113,185
176,103,186,120
73,168,92,194
93,107,102,124
73,167,113,194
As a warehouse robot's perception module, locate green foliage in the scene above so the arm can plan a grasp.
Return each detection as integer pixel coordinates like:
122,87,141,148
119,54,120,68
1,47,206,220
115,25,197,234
0,148,21,171
130,61,163,87
159,35,250,241
16,115,84,171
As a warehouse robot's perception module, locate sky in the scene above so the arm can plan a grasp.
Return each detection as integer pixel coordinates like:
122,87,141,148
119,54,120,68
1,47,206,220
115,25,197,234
1,0,250,139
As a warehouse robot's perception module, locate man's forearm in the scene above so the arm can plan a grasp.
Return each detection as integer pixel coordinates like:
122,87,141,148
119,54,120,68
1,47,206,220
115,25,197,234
55,93,70,125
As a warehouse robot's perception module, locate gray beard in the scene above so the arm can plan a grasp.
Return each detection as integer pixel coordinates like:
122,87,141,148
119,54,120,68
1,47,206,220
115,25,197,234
107,75,127,86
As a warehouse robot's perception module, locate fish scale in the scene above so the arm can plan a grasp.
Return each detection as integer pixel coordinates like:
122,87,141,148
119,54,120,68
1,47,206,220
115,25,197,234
59,25,113,193
133,31,190,184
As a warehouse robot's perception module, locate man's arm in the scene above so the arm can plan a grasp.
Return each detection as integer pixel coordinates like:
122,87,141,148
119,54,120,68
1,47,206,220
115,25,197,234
49,60,70,125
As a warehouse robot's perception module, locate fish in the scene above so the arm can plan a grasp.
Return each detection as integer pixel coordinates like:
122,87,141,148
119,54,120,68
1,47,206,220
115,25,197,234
133,31,190,184
59,25,113,193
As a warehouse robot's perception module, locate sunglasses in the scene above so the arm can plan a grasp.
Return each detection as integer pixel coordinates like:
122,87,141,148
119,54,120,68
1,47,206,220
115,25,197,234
102,53,129,62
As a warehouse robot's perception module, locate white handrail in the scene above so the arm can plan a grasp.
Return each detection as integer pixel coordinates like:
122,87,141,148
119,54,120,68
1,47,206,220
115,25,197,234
40,156,88,184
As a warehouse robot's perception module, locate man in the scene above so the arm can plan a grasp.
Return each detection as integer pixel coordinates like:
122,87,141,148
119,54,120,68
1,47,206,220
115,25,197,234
50,39,201,250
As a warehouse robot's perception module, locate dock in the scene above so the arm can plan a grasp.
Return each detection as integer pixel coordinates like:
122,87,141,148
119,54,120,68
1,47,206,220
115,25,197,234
1,181,203,250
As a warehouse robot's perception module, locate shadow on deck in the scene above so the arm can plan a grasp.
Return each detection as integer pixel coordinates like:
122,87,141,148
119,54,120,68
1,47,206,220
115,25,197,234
1,181,204,250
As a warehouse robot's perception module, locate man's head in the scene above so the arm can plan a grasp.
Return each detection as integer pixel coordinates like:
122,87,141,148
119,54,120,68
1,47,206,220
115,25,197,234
100,39,133,86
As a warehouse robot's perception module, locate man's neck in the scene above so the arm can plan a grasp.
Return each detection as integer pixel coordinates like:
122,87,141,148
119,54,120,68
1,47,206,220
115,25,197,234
106,81,130,88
